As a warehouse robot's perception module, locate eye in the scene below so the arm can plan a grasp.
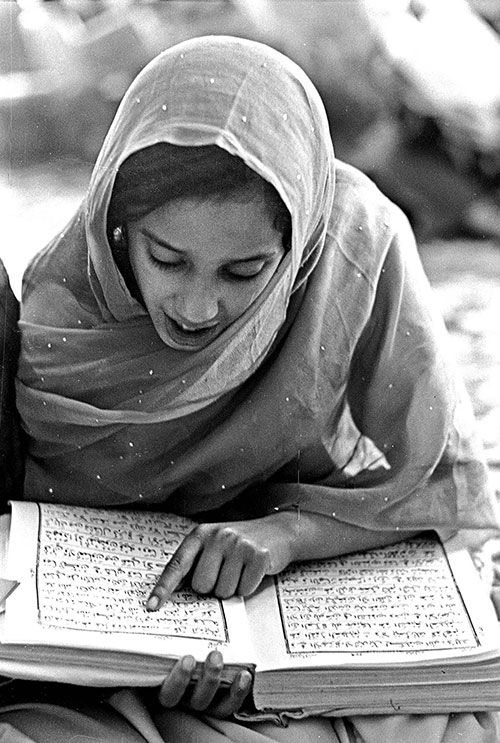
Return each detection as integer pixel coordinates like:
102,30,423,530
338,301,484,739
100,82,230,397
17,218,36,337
148,253,184,272
225,261,267,282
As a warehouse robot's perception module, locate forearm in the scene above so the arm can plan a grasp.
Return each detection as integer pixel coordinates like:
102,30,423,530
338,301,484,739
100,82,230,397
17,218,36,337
266,508,417,566
149,509,418,606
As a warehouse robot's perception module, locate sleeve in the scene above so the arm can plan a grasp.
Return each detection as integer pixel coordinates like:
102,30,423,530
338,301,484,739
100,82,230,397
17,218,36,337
258,209,500,549
345,213,499,546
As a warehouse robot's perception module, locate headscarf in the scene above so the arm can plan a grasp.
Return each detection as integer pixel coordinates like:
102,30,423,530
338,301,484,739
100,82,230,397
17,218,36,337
16,36,499,545
22,35,333,421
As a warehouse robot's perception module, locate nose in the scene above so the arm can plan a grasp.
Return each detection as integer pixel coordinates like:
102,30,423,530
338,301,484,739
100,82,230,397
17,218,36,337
174,276,220,325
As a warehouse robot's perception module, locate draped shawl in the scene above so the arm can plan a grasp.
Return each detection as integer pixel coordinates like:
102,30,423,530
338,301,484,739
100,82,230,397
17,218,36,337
16,36,499,544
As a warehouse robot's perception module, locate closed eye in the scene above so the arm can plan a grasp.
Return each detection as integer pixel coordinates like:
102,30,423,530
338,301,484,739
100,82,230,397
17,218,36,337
224,261,267,281
148,253,184,272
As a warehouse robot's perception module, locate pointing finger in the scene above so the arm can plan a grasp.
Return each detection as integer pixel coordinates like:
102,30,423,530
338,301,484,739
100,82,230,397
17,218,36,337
147,529,203,611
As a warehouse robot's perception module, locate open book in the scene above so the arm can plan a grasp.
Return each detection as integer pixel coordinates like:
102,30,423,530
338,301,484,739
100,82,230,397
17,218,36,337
1,500,500,719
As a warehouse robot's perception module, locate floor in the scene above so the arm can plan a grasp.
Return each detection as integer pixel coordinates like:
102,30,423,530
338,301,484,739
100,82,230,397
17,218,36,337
420,240,500,497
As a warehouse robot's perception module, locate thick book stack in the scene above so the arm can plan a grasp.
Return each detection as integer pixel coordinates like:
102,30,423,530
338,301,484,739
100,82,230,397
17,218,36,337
0,501,499,720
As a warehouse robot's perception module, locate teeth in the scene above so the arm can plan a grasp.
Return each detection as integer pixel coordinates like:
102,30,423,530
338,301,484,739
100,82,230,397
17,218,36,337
178,321,213,333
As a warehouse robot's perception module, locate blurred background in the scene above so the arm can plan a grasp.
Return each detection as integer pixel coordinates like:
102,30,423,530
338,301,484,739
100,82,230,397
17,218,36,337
1,0,500,496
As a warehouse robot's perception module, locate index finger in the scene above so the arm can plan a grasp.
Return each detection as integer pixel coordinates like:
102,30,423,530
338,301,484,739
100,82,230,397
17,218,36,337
146,530,203,611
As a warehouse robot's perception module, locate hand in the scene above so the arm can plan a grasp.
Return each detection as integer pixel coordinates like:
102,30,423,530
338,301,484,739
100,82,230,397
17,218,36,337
147,515,295,609
158,650,252,718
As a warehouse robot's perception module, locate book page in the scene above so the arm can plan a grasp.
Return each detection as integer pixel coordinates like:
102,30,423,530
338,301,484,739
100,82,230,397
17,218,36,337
245,534,500,671
2,502,252,665
276,536,477,654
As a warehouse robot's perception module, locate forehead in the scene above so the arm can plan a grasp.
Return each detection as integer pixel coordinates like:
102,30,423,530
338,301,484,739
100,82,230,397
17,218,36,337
137,196,283,260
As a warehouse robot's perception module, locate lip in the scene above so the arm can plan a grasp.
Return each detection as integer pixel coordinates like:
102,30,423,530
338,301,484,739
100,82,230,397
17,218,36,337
163,315,221,349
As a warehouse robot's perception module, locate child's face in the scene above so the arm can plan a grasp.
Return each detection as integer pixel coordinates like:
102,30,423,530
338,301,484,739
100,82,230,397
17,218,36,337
127,195,286,351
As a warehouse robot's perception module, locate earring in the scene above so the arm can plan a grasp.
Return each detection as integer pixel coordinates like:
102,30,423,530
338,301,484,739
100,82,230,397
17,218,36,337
113,225,125,246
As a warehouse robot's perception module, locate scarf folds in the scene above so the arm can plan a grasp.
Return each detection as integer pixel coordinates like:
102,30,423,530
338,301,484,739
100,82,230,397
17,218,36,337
17,38,499,544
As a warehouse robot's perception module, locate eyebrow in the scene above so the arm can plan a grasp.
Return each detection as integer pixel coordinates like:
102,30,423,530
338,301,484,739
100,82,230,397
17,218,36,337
142,228,282,264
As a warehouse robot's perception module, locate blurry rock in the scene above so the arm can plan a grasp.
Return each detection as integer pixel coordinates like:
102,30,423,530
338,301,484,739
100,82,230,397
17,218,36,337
0,71,66,164
0,1,28,75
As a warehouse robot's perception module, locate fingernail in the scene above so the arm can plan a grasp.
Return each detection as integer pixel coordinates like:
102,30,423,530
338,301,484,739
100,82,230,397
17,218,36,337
146,595,160,612
238,672,251,691
208,650,223,668
181,656,196,673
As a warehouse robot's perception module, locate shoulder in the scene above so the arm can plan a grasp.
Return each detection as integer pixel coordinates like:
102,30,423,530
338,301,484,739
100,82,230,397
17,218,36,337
21,207,100,328
326,160,415,283
332,160,409,231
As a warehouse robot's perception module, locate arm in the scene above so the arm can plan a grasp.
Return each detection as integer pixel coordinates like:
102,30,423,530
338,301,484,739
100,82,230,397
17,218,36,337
248,206,499,548
147,509,415,607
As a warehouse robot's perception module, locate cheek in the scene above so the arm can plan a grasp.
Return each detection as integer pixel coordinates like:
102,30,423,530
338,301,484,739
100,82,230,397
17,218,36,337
129,246,171,303
136,266,174,308
223,282,267,320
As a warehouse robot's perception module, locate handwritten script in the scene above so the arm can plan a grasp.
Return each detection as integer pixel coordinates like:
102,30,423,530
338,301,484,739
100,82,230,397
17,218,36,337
276,536,478,654
36,503,228,642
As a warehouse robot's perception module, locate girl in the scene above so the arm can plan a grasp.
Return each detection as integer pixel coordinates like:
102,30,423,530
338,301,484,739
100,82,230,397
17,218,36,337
11,35,500,742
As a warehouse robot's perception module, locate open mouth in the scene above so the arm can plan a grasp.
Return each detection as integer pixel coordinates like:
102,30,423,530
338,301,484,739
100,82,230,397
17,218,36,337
164,315,221,349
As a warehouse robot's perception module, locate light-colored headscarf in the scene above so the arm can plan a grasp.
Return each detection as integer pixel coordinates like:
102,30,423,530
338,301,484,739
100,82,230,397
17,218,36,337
17,36,499,546
84,34,334,417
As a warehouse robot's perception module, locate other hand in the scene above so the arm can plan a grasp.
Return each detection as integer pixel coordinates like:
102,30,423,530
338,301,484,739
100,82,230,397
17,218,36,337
158,650,252,718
